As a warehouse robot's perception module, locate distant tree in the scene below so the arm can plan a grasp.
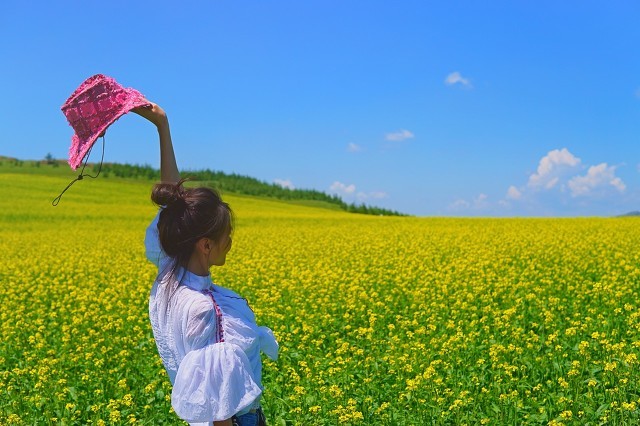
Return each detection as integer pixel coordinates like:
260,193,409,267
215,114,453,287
68,160,409,216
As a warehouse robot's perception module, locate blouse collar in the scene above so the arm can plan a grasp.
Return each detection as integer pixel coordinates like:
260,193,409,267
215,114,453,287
179,267,212,291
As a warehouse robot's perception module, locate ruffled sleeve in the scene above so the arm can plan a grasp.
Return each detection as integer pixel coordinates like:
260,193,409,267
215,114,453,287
144,209,169,268
171,342,263,422
258,326,279,361
171,295,262,422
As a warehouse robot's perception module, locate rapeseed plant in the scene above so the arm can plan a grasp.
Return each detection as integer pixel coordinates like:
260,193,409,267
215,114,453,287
1,172,640,424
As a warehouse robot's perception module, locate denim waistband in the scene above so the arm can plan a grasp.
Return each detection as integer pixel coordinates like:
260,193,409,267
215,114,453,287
232,407,265,426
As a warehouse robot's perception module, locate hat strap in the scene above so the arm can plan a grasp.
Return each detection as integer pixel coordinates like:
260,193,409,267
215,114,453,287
52,136,106,206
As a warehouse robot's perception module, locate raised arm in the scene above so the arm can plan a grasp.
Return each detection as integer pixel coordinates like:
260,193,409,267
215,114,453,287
132,103,181,183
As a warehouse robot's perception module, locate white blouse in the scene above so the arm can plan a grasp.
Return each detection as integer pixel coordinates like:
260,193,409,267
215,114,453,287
145,211,279,424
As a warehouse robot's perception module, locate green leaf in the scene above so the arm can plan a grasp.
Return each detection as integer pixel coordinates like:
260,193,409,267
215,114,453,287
595,403,608,416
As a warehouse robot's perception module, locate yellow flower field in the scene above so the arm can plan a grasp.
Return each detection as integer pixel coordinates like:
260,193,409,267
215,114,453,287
1,169,640,425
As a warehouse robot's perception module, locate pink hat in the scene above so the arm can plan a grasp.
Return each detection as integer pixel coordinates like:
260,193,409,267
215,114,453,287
61,74,151,169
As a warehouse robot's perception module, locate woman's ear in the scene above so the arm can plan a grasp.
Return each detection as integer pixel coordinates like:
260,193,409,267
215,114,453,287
195,237,210,255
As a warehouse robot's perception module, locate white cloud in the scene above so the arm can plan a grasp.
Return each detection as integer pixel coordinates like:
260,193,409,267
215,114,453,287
330,181,356,196
568,163,626,197
369,191,387,199
528,148,581,189
502,149,629,214
274,178,295,189
474,193,489,209
449,194,489,211
635,88,640,98
449,199,470,210
545,177,559,189
356,191,388,201
347,142,362,152
611,177,625,192
385,129,414,142
445,71,472,88
506,185,522,200
330,182,387,202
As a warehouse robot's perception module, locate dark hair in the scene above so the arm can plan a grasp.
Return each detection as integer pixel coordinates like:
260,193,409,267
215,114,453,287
151,178,233,281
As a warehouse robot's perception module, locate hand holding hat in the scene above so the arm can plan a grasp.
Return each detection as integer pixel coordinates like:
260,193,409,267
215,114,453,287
132,101,168,128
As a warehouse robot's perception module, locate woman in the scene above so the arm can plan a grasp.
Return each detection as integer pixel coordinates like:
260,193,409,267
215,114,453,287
133,103,278,426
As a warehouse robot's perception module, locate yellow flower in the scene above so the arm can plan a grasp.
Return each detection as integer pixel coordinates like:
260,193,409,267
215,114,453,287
6,414,21,424
122,394,134,407
560,410,572,419
109,410,121,422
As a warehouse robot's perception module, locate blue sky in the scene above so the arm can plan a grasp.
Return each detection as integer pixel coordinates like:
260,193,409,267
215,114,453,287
1,1,639,216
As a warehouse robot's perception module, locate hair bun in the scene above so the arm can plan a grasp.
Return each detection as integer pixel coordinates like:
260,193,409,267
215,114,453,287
151,180,188,208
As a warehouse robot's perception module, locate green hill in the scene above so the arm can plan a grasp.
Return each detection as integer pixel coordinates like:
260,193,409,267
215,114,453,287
0,156,407,216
